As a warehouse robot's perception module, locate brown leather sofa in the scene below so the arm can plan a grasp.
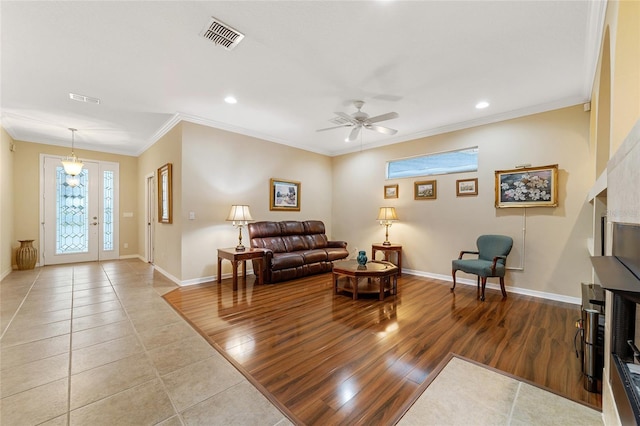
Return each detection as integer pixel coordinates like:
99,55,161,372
248,220,348,284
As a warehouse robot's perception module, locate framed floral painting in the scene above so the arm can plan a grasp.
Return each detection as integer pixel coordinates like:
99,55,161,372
495,164,558,208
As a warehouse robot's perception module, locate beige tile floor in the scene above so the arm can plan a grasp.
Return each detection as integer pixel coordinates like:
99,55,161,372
1,260,291,425
399,356,603,426
1,259,604,425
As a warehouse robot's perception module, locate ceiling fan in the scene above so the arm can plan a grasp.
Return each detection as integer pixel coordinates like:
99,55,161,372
317,100,399,142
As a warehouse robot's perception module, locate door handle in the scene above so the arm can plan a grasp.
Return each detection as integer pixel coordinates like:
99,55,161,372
91,222,98,226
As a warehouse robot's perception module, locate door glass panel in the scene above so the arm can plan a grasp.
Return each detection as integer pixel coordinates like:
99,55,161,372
103,170,113,251
56,167,89,254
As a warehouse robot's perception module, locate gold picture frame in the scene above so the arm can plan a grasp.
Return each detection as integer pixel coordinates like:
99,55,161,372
157,163,172,223
456,178,478,196
384,184,398,199
495,164,558,208
270,178,301,211
414,180,437,200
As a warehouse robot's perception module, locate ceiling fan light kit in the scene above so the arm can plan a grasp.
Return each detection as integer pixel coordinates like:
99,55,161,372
317,100,399,142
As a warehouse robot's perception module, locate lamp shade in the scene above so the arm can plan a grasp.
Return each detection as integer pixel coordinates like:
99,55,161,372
61,157,84,176
377,207,398,222
61,128,84,176
226,205,254,222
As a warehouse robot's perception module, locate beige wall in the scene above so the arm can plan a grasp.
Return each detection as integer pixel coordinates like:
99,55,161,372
590,1,640,424
11,140,139,263
138,124,183,280
610,0,640,152
1,128,15,278
179,122,333,282
332,105,592,300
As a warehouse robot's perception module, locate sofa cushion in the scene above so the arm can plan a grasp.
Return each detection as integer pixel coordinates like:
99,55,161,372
303,249,328,264
271,252,305,270
325,247,349,261
303,234,328,249
248,221,282,238
254,236,287,253
280,221,305,235
282,235,308,252
303,220,326,235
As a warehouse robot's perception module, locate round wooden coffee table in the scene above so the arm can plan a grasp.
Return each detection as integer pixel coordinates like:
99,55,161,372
332,260,398,300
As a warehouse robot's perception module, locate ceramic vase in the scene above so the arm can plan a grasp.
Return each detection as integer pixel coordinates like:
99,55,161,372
16,240,37,270
356,250,368,266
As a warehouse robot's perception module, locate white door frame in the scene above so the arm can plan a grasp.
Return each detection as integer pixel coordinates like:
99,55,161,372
39,154,120,265
145,173,155,263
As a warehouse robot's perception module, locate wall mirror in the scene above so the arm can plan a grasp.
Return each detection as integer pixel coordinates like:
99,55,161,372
158,163,172,223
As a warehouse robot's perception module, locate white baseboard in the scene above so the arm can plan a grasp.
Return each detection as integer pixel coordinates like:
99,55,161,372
180,275,216,286
152,265,256,287
118,254,140,260
180,268,256,286
402,268,581,305
1,267,13,281
151,262,579,304
152,265,182,286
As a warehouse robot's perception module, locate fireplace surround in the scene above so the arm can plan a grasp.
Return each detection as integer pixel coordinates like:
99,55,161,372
592,222,640,424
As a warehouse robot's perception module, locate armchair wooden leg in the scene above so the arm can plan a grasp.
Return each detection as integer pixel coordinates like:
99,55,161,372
451,270,457,292
480,277,487,301
476,276,481,300
500,277,507,299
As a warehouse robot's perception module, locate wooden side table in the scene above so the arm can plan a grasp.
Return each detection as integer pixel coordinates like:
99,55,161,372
371,243,402,276
217,248,265,291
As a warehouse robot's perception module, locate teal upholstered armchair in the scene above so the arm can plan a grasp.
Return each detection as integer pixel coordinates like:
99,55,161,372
451,235,513,301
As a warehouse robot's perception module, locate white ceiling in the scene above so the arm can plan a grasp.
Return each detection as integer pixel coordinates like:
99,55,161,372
1,1,606,157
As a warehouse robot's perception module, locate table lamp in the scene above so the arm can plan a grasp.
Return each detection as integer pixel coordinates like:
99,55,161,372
377,207,398,246
226,205,253,251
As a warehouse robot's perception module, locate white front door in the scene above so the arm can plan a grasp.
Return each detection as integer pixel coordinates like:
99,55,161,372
42,156,119,265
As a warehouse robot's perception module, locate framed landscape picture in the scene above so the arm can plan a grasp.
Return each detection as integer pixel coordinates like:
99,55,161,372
384,184,398,199
456,178,478,196
414,180,437,200
495,164,558,208
270,178,301,211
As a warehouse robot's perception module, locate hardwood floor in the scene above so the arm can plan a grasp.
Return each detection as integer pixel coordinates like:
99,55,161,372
163,272,602,425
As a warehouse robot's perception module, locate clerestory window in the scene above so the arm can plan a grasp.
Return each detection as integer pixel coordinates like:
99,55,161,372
386,147,478,179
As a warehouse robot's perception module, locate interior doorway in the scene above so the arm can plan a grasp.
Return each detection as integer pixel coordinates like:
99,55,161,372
145,173,155,263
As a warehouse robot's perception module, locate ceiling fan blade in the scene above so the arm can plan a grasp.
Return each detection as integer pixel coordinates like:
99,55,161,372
334,111,358,125
366,124,398,135
347,125,361,142
366,112,399,124
316,124,352,132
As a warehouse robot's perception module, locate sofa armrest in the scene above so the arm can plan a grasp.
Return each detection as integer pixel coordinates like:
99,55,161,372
327,240,347,249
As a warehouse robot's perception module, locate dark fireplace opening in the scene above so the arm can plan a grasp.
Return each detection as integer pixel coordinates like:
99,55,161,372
592,222,640,424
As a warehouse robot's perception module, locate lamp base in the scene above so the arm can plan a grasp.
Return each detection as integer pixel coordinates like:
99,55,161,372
235,244,246,251
382,241,391,246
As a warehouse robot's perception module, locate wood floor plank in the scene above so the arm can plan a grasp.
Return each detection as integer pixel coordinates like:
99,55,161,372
163,271,602,424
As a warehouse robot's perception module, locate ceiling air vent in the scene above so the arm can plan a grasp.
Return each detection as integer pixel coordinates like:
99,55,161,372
69,93,100,104
200,17,244,51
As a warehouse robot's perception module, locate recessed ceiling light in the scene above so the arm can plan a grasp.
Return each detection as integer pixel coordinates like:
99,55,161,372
475,101,490,109
224,96,237,104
